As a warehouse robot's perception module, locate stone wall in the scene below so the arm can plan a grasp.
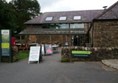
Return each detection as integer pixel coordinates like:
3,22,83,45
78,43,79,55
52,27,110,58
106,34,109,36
92,21,118,47
61,47,118,61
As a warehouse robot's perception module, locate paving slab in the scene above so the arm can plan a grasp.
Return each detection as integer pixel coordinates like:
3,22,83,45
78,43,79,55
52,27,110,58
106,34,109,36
102,59,118,69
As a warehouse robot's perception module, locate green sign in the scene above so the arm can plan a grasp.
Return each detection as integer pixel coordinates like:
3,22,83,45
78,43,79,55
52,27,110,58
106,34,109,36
72,50,91,55
1,43,10,48
71,50,92,57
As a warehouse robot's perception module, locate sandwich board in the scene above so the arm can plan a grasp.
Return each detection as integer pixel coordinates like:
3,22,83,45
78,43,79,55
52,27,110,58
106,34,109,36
41,44,45,55
28,46,41,64
45,44,53,55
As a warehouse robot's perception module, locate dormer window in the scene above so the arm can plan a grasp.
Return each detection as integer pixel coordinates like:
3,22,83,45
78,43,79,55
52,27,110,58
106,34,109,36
73,16,81,20
59,16,67,20
45,17,53,21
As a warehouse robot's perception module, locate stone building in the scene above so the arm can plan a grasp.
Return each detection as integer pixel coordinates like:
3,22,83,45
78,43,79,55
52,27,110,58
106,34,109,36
20,10,102,46
20,1,118,47
90,1,118,47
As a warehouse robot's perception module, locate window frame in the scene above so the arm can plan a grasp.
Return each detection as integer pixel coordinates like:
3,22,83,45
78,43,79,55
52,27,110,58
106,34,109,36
70,23,84,29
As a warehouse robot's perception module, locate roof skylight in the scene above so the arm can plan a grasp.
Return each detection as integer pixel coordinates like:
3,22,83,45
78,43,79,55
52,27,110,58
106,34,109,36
59,16,67,20
45,17,53,21
73,16,81,20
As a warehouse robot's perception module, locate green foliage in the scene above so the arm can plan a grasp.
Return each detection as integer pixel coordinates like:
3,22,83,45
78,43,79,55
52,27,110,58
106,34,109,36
18,51,29,60
10,0,40,21
0,0,40,35
10,0,40,34
0,0,18,31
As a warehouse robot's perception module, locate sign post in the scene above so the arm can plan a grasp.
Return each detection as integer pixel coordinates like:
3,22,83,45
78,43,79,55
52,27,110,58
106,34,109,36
0,30,1,62
0,29,11,62
28,46,41,64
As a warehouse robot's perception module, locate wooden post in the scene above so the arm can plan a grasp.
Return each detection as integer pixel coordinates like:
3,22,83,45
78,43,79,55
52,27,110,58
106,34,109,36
69,23,72,62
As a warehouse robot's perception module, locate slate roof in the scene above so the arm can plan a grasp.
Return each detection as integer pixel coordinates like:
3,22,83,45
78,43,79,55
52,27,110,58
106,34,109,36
96,1,118,20
25,10,103,24
19,28,85,35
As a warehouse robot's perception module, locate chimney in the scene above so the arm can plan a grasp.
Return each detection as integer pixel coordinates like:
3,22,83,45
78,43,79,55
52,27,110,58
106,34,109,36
103,6,107,10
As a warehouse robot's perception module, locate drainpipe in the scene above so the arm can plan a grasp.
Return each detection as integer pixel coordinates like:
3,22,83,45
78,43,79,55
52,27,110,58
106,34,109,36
91,22,94,47
69,23,71,46
87,22,94,47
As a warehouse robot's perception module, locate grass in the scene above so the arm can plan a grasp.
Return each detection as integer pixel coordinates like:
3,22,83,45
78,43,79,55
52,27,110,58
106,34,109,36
18,51,29,60
0,51,29,62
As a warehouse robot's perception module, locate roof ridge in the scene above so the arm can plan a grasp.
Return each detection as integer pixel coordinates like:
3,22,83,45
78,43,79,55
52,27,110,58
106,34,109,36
95,1,118,19
43,9,103,14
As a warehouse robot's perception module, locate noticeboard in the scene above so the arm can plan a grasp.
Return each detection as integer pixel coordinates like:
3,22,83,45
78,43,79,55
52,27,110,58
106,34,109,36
1,30,11,56
45,44,53,55
28,46,41,63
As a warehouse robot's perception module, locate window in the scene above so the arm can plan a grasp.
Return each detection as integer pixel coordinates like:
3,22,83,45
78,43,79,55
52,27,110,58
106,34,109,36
56,24,69,29
59,16,67,20
45,17,53,21
73,16,81,20
70,23,84,29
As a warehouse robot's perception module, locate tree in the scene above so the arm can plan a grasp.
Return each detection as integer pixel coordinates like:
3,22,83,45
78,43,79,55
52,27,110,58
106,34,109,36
10,0,40,22
9,0,40,34
0,0,18,34
0,0,40,35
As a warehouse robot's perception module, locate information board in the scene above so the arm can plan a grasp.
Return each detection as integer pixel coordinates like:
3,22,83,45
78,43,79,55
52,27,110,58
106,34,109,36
1,30,11,56
28,46,41,63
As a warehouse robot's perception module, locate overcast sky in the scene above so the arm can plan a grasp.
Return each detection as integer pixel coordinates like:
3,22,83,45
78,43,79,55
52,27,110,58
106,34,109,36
7,0,118,12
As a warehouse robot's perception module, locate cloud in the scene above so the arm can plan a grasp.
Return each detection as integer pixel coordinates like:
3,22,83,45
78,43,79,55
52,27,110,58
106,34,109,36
40,0,118,12
6,0,118,12
39,0,57,8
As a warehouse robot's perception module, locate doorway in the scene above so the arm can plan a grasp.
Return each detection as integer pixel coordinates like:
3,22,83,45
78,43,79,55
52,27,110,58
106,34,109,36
72,34,86,46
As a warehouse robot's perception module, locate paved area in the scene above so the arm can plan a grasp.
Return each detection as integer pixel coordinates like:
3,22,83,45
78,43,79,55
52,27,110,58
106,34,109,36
0,51,118,83
102,59,118,70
